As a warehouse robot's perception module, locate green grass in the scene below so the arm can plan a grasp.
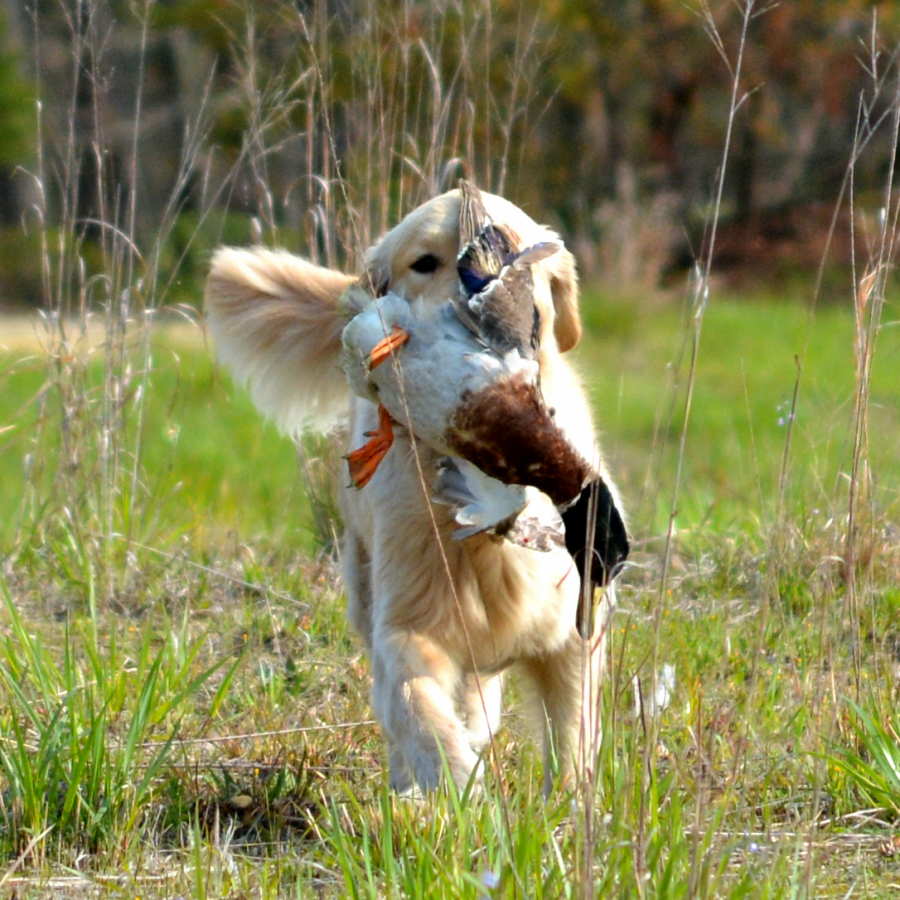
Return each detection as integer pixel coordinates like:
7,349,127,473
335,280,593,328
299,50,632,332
578,289,900,537
0,291,898,896
0,334,323,554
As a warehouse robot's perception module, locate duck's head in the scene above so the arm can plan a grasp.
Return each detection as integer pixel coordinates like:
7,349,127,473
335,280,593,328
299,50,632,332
363,187,582,354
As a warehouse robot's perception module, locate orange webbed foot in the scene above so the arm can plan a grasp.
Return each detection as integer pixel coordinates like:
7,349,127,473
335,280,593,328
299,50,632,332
368,326,410,370
346,404,395,488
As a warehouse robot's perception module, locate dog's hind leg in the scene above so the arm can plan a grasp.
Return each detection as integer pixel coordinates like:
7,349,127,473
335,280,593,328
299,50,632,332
387,742,416,795
372,629,479,792
367,654,416,793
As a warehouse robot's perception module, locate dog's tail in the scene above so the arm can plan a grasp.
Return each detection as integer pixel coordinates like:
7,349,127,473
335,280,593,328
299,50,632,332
205,247,355,435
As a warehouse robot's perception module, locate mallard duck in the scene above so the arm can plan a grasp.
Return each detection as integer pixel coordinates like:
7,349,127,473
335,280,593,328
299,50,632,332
341,185,584,503
340,287,544,543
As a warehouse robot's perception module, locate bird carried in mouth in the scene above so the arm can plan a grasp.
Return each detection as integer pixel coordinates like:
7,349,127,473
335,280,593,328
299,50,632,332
340,287,552,548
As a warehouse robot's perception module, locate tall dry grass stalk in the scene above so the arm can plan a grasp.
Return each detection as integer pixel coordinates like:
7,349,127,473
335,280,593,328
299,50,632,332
794,20,900,864
753,19,900,849
628,8,899,893
14,1,225,606
844,23,900,694
610,3,760,893
21,1,152,603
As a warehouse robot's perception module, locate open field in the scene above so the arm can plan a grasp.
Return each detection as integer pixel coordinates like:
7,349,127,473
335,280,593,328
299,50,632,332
0,289,898,896
0,0,897,894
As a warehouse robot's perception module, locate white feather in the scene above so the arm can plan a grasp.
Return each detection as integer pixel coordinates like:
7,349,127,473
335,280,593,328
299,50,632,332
433,458,527,538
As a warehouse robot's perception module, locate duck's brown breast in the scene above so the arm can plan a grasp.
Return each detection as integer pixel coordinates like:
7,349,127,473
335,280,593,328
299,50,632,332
447,371,589,505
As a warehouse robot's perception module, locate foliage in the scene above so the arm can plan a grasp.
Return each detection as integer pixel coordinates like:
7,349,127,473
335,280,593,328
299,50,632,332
0,11,32,169
1,297,898,893
0,580,238,856
0,0,898,293
829,698,900,820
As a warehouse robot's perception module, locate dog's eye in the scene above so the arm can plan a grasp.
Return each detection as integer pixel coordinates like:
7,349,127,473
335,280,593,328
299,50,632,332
409,254,441,274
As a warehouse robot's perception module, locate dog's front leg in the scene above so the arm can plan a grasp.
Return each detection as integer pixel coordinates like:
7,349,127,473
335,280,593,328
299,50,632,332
459,671,503,752
372,628,479,792
341,529,373,648
522,629,606,795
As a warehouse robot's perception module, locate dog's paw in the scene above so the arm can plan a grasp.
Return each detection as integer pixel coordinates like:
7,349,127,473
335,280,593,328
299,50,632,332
391,781,426,801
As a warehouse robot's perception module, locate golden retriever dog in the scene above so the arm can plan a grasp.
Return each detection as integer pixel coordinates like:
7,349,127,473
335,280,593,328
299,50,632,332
204,188,624,794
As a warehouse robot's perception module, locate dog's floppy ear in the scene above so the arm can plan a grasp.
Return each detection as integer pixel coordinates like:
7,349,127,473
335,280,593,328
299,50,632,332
205,246,355,434
548,246,582,353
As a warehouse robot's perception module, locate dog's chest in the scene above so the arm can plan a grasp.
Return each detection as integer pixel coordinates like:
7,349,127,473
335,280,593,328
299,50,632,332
454,538,580,668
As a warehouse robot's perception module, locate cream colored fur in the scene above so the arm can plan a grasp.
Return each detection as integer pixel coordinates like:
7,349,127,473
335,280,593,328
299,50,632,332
205,190,620,794
205,248,355,434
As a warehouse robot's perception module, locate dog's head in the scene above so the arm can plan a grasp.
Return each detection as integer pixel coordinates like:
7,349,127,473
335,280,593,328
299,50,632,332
205,187,582,435
364,189,582,353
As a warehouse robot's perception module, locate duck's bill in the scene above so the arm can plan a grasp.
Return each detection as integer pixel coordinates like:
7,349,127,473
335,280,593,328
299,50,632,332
368,326,410,370
562,478,630,639
345,404,395,488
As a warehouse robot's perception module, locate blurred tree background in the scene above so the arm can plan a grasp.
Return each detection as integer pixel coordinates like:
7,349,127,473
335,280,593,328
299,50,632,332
0,0,897,308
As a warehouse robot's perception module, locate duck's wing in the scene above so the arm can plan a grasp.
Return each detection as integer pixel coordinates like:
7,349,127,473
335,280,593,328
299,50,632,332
512,240,562,268
433,457,564,550
456,182,563,358
462,265,541,357
457,223,515,295
455,180,515,341
453,220,515,346
478,241,563,357
433,457,527,539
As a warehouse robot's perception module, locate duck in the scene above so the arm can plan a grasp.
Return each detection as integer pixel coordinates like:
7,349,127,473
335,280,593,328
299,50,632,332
341,188,584,506
340,286,550,547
